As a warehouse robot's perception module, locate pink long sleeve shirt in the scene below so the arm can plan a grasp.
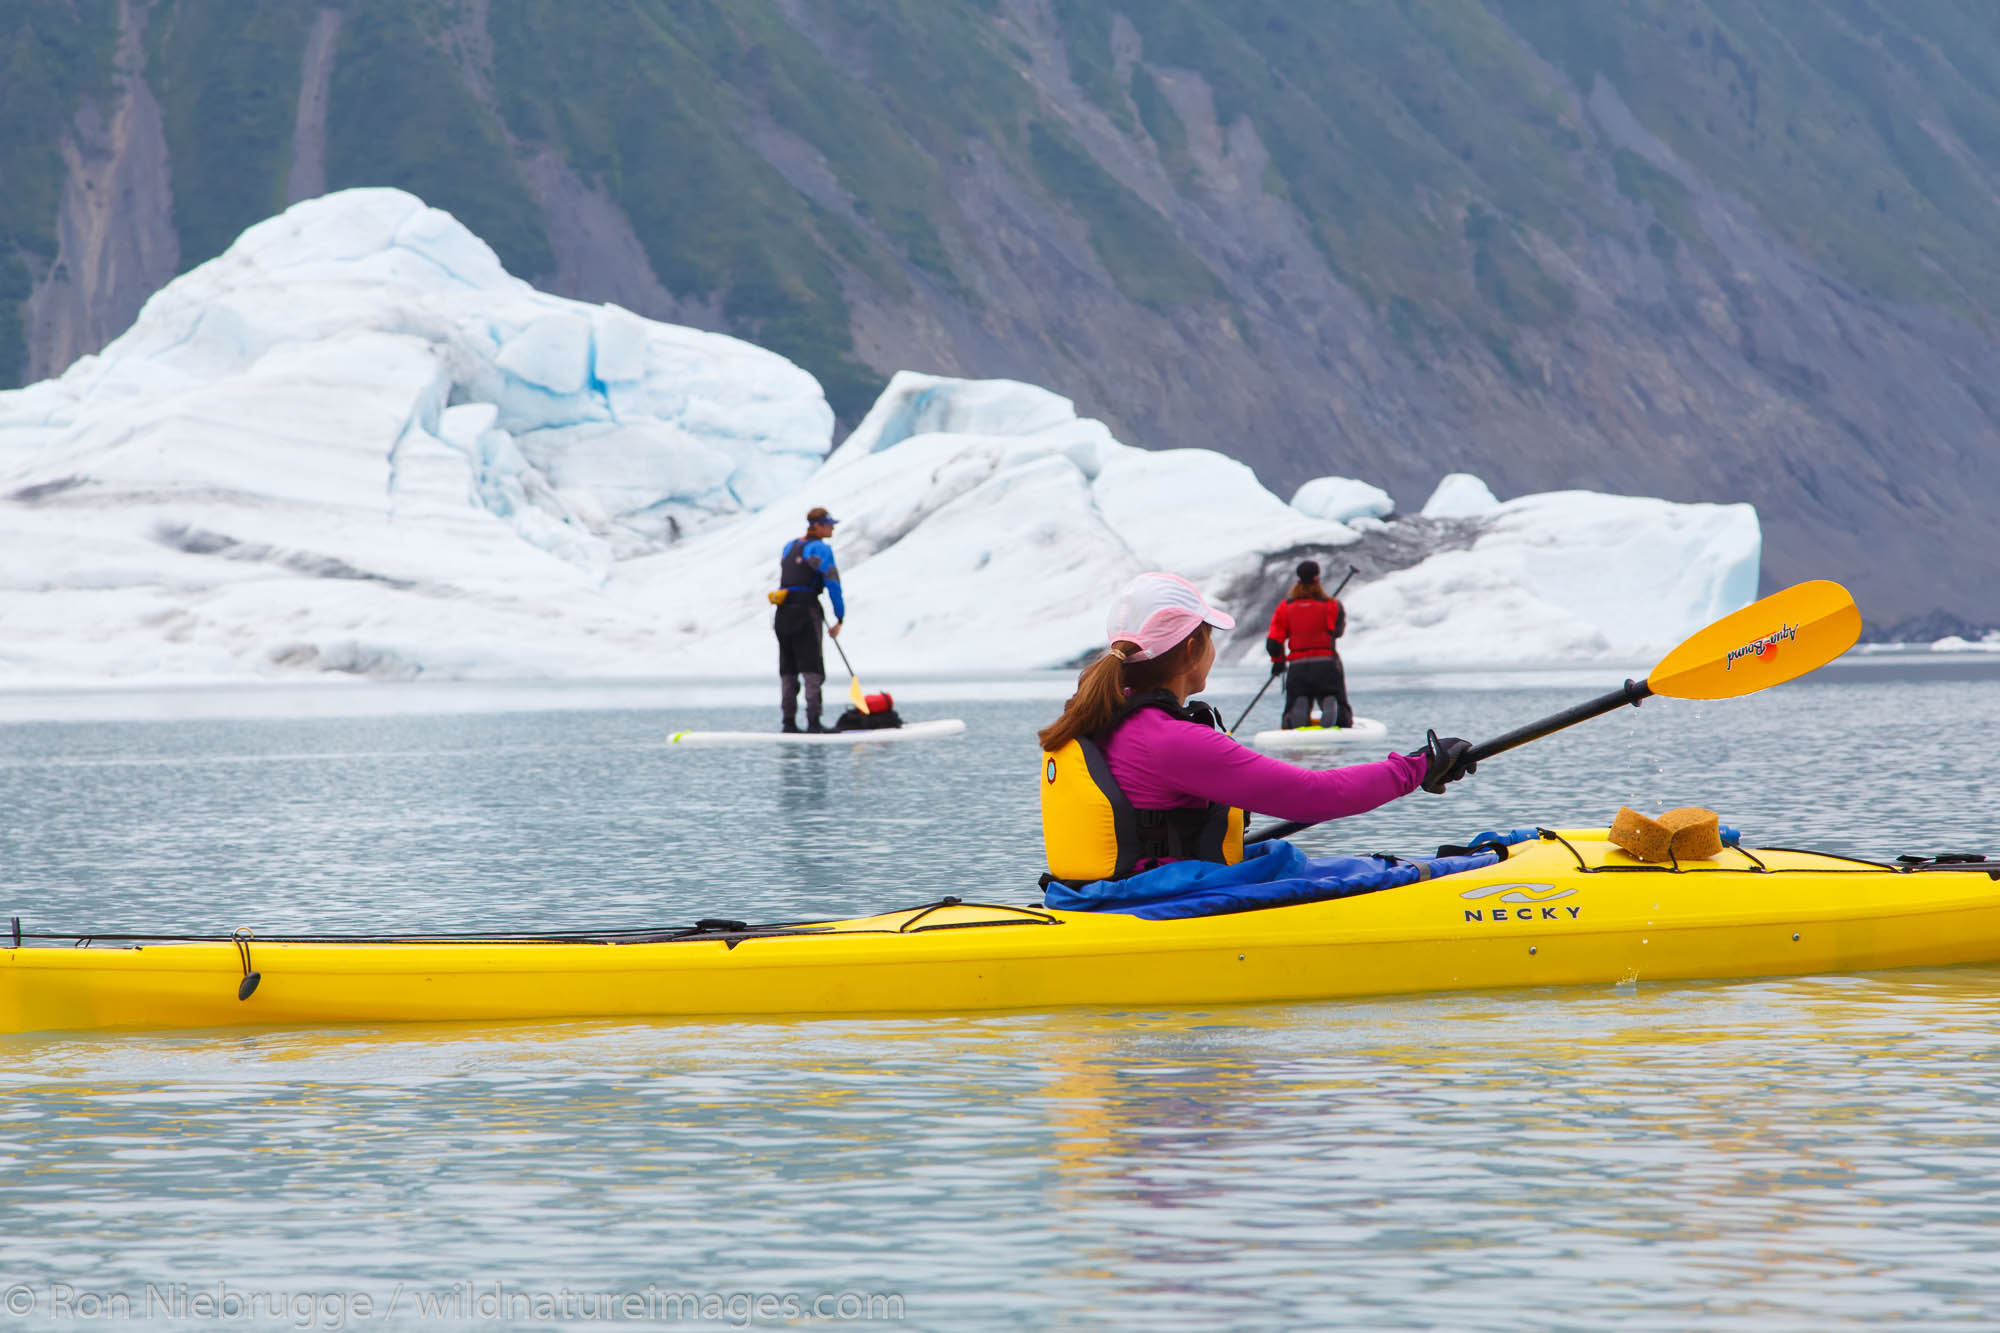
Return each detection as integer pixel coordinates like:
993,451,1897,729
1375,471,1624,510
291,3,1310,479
1103,707,1425,822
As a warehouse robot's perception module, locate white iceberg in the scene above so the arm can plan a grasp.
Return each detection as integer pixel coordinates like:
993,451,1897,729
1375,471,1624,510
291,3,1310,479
1421,472,1501,518
1930,633,2000,653
1291,476,1394,524
0,188,832,680
1343,492,1761,665
1,188,832,559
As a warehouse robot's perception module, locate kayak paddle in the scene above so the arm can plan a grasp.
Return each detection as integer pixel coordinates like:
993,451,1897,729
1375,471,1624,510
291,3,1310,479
1229,564,1361,735
828,627,870,714
1247,579,1862,844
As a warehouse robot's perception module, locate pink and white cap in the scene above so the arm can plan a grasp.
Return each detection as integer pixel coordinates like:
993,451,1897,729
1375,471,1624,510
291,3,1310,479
1106,572,1236,661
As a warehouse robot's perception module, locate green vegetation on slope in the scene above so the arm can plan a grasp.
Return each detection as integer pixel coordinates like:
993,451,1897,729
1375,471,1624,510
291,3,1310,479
327,0,552,280
1027,120,1219,308
488,0,888,421
1053,0,1135,134
1493,0,2000,314
819,0,1032,158
1611,149,1699,254
1035,0,2000,362
1465,205,1573,329
1129,65,1194,184
826,0,1220,309
0,0,114,385
11,0,1998,411
718,2,954,293
488,0,1222,418
1096,0,1594,357
147,0,314,271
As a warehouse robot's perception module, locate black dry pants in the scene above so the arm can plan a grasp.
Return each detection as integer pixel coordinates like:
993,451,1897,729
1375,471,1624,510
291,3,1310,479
775,602,825,729
1282,655,1353,729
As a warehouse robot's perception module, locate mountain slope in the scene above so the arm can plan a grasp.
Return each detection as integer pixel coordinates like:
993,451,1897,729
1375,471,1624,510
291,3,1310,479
4,0,1997,634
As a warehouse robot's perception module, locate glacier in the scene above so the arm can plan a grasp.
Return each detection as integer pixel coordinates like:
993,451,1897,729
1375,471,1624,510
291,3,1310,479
0,188,1762,685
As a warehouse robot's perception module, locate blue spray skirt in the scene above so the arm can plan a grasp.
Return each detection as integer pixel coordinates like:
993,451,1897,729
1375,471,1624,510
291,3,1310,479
1043,839,1504,920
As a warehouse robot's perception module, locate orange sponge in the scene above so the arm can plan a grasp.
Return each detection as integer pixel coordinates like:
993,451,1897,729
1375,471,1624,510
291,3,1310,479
1609,807,1671,862
1660,807,1723,860
1610,806,1725,862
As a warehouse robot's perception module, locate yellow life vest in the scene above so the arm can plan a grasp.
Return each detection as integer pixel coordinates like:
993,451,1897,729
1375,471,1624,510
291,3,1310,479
1040,694,1246,884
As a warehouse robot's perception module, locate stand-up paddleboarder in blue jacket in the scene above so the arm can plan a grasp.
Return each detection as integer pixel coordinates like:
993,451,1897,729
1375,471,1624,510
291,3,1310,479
770,506,846,732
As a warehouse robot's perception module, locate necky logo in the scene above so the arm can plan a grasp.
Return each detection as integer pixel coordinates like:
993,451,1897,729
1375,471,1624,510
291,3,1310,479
1458,882,1580,924
1458,883,1575,904
1726,622,1797,670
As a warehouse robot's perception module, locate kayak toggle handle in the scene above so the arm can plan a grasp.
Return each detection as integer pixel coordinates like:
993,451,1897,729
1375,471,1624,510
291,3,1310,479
232,928,261,1001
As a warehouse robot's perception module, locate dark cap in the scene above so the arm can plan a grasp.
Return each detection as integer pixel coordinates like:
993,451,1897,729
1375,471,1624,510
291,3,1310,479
806,506,838,526
1296,560,1320,582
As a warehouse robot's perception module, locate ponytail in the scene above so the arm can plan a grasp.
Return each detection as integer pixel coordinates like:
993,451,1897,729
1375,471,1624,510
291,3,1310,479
1037,624,1212,752
1036,646,1131,752
1286,578,1329,602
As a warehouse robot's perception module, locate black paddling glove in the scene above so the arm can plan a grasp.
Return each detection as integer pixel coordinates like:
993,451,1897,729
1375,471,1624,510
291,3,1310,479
1409,729,1476,794
1269,659,1286,678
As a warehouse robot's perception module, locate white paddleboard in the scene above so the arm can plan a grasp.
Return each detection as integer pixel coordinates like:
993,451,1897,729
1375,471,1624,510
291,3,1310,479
669,719,967,747
1249,718,1388,749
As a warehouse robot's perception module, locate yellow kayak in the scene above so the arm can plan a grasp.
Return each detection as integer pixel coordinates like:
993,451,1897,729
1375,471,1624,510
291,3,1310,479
5,830,1997,1035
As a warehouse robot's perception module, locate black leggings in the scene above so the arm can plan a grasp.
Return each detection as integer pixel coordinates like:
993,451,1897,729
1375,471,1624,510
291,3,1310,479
774,602,824,677
1282,656,1353,729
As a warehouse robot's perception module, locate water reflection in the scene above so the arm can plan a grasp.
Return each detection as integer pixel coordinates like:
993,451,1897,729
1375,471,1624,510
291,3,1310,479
7,970,1997,1324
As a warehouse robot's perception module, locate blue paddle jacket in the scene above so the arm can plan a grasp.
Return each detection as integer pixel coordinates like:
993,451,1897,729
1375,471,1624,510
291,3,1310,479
779,537,845,620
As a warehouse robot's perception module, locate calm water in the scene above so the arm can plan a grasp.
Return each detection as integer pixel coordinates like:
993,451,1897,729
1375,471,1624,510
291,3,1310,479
2,666,1998,1328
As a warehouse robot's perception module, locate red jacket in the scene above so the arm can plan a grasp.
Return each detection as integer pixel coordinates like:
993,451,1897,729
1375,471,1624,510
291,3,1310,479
1266,597,1345,662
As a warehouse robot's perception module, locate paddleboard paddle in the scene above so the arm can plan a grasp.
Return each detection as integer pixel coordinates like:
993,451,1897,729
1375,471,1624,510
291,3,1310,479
1228,676,1277,736
828,625,870,714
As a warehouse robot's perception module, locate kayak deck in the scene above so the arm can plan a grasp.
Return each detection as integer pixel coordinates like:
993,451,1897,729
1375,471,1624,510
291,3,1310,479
6,832,1999,1035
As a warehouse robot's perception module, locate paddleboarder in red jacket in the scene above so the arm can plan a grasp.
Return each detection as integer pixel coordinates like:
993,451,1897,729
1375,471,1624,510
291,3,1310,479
1265,561,1354,729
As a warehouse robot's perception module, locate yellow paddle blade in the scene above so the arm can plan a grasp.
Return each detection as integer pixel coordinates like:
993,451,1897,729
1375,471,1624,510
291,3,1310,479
1648,579,1860,700
850,675,870,714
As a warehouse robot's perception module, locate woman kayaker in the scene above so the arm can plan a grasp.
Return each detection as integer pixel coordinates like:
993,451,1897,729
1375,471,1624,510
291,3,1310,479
1038,572,1475,895
1266,560,1352,729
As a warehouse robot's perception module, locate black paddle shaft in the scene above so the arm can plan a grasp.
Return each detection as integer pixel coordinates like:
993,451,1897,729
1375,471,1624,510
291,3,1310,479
1465,676,1652,765
819,596,859,676
1227,677,1276,735
1246,676,1655,845
829,631,858,677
